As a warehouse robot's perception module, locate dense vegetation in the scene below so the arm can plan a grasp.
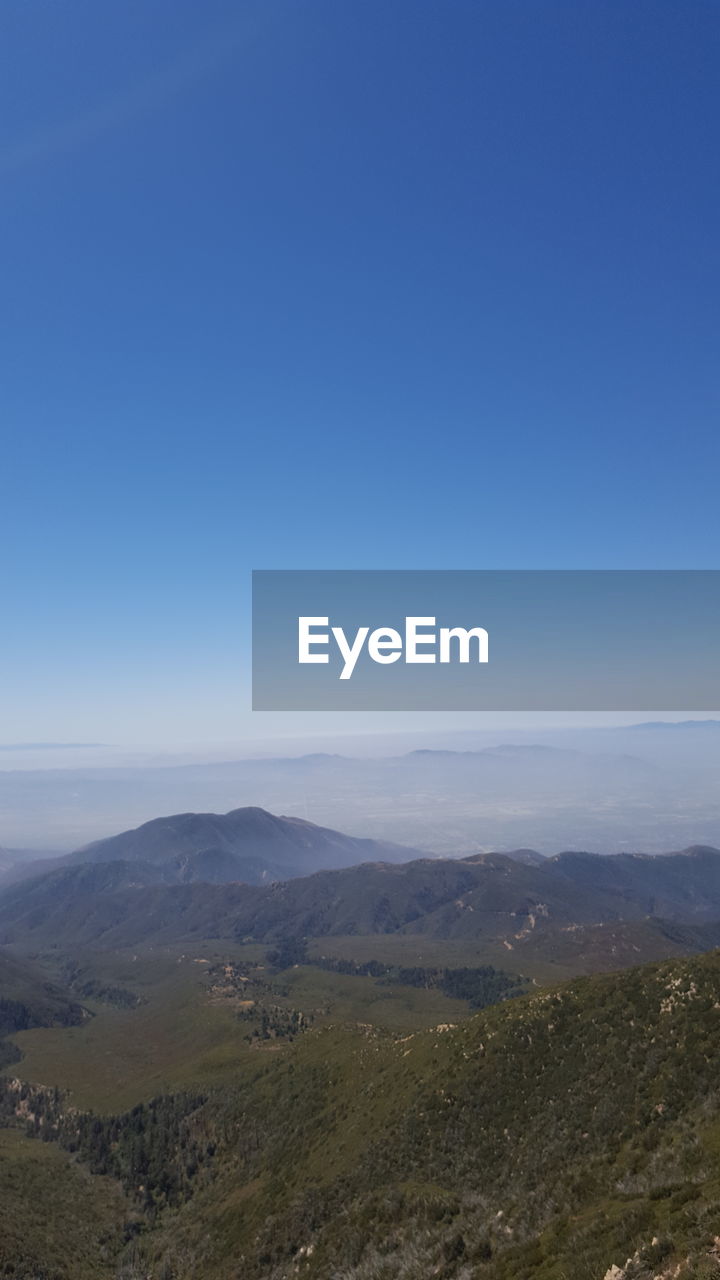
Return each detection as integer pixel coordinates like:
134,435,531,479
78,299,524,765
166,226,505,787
7,839,720,1278
0,951,86,1032
5,948,720,1277
0,950,87,1079
312,951,530,1008
7,846,720,961
124,949,720,1279
0,1124,135,1279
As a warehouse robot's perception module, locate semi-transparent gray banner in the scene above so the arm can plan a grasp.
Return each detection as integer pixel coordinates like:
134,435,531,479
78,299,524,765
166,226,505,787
252,570,720,711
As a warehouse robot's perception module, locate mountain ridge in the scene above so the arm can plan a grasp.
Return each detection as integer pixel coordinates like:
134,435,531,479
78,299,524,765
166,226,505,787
0,807,426,889
3,826,720,957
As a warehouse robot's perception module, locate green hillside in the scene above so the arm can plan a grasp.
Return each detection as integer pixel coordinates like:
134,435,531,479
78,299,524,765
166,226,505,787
0,948,87,1071
6,838,720,1277
0,1127,135,1280
122,947,720,1278
5,948,720,1278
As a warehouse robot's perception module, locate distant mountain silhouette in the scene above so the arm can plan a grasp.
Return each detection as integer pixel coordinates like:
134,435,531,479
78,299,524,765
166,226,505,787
0,807,425,889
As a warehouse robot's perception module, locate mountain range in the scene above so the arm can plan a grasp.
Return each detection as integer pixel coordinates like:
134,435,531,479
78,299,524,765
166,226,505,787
4,807,720,972
6,803,720,1276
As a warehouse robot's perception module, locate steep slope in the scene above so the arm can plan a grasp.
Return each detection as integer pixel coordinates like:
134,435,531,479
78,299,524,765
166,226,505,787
0,1129,133,1280
16,948,720,1279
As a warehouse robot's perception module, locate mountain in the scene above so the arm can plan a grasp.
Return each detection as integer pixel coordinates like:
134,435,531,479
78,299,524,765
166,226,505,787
10,947,720,1279
505,846,547,865
508,914,720,974
72,806,346,875
6,816,720,1276
0,849,602,951
628,719,720,730
5,836,720,957
464,846,546,866
0,806,424,889
548,845,720,920
167,947,720,1278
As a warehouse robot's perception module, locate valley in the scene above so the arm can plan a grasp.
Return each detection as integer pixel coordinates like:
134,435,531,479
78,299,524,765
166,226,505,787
4,805,720,1277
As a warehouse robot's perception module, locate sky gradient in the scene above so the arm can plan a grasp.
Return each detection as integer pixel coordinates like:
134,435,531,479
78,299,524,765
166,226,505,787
1,1,719,741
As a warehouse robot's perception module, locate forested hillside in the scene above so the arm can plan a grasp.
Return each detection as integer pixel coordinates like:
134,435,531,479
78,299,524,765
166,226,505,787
4,949,720,1278
5,843,720,967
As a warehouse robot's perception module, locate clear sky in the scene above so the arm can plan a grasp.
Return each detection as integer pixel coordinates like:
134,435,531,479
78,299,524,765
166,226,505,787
1,0,718,742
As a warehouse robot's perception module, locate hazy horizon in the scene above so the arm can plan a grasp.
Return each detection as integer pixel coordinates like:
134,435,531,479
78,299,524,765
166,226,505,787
1,717,719,857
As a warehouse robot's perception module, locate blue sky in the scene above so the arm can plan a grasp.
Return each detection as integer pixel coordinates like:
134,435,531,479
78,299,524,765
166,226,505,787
1,0,719,742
